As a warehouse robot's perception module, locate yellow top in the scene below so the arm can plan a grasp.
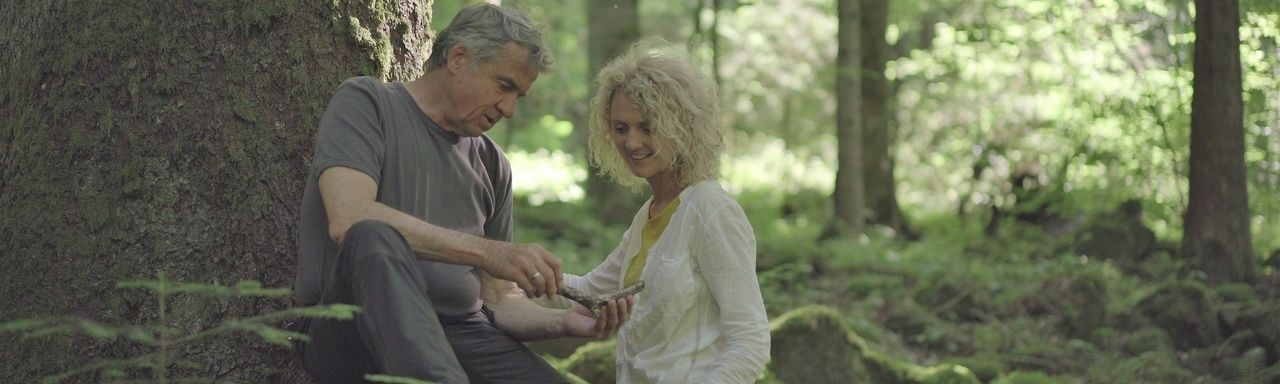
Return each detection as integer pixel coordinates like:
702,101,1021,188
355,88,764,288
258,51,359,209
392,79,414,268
623,196,681,286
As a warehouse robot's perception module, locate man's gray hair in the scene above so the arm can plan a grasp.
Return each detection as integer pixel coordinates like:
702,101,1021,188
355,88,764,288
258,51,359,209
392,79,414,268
427,3,552,73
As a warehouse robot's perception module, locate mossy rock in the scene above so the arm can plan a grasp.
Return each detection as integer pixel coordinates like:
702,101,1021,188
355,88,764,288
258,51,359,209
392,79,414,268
1122,328,1174,356
769,305,871,383
1023,272,1107,340
1136,281,1222,350
769,305,980,384
1233,301,1280,366
554,339,617,384
1066,200,1155,268
944,354,1008,383
990,370,1075,384
527,337,592,359
914,364,982,384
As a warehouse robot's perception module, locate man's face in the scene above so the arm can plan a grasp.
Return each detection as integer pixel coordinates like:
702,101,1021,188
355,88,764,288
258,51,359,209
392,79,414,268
443,43,538,138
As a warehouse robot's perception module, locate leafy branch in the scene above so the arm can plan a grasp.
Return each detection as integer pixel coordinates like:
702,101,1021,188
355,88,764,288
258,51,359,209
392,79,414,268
1,271,360,384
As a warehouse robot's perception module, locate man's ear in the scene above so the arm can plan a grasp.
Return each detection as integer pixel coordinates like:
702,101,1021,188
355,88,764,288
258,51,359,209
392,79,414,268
446,45,471,73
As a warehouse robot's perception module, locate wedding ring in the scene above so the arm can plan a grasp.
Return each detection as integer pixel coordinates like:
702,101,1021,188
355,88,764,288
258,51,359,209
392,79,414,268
530,272,542,280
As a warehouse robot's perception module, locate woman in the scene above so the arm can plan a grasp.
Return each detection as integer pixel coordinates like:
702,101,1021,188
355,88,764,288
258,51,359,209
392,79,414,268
563,42,769,383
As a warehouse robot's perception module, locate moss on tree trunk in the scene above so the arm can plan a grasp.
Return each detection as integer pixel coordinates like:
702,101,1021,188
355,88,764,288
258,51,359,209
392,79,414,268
0,0,431,381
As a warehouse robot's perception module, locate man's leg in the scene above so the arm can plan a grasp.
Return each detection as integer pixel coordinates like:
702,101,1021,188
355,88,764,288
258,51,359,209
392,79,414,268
443,307,571,384
303,220,469,384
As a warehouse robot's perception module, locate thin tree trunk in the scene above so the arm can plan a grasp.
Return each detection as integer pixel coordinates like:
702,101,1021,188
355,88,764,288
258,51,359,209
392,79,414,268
0,0,432,381
1184,0,1254,283
585,0,642,222
859,0,911,237
829,0,865,238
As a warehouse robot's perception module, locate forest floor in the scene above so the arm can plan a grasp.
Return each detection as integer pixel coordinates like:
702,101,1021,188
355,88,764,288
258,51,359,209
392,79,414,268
523,197,1280,383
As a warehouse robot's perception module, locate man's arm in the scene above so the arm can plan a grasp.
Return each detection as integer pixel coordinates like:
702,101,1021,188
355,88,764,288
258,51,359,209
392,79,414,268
318,166,563,297
478,272,633,341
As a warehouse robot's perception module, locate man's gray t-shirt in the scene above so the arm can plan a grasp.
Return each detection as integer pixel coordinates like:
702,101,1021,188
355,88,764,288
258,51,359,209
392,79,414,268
295,76,513,317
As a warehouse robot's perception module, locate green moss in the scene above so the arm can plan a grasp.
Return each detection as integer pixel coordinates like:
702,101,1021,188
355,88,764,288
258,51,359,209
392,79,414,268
1136,281,1221,349
1122,328,1173,356
768,305,980,384
915,364,980,384
554,339,616,384
991,371,1073,384
945,354,1008,383
770,305,871,383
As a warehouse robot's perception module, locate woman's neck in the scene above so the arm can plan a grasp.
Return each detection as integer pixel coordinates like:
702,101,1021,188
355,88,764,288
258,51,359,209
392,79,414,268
647,174,686,217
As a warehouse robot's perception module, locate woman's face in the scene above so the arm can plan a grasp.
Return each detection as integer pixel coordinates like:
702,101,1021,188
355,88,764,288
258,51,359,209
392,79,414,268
608,92,676,184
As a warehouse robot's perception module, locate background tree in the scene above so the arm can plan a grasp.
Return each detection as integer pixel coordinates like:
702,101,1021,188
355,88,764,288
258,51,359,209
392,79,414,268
829,0,866,237
1184,0,1255,283
0,0,432,381
584,0,643,223
859,0,912,237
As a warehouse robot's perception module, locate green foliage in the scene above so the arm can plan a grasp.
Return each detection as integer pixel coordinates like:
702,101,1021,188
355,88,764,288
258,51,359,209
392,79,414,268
365,374,436,384
551,339,618,384
0,272,359,383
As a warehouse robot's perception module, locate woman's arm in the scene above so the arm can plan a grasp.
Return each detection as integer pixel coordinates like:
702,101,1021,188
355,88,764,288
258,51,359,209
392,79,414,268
479,272,633,341
693,204,770,383
563,228,633,294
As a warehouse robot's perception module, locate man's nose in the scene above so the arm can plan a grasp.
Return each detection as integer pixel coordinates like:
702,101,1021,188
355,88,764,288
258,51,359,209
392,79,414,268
497,95,517,118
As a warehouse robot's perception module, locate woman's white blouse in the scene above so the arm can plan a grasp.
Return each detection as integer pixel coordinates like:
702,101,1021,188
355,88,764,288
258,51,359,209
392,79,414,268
564,180,770,383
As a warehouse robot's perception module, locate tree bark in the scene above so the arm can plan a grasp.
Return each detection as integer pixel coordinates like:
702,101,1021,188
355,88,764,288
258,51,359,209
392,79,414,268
1184,0,1254,283
829,0,866,238
0,0,432,381
584,0,643,222
859,0,911,237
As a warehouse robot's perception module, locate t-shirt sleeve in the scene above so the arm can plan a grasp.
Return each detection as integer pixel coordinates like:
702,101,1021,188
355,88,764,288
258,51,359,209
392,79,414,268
310,77,385,184
483,144,513,242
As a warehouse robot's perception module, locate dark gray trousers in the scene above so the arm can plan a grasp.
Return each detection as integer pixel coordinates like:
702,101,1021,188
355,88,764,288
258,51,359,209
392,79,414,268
300,220,568,384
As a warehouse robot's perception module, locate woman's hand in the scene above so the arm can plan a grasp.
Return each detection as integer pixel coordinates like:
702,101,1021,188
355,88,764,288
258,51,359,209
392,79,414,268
561,296,635,338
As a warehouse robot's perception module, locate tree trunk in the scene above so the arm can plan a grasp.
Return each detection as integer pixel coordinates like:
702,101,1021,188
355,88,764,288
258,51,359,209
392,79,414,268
859,0,911,237
584,0,643,222
829,0,866,238
0,0,432,381
1184,0,1254,283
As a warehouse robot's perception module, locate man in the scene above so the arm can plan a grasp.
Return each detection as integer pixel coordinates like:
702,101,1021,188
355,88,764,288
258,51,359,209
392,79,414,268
294,4,632,383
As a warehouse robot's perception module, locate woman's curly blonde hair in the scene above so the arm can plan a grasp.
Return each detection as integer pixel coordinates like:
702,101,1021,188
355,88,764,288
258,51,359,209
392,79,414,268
587,41,723,192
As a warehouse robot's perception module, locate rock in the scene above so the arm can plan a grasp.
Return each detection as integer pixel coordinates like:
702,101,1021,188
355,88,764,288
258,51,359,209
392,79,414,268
768,305,980,384
769,306,871,383
554,339,616,384
1122,328,1174,356
1023,272,1107,340
1065,200,1156,270
1233,301,1280,366
1136,282,1221,350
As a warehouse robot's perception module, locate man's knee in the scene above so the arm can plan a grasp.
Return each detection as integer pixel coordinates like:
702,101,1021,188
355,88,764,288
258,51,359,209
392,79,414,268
347,219,399,239
342,220,413,261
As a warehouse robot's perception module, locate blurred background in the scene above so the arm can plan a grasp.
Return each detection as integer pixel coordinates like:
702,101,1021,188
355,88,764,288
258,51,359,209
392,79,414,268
443,0,1280,382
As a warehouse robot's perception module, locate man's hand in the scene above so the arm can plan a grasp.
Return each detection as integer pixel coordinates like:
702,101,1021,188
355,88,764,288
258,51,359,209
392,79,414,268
480,243,563,298
560,296,635,338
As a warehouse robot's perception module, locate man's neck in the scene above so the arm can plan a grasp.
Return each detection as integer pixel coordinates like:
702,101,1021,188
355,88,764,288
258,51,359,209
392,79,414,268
404,72,451,130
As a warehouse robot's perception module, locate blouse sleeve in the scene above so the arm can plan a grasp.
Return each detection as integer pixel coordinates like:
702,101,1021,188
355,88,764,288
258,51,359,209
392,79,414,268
693,203,770,383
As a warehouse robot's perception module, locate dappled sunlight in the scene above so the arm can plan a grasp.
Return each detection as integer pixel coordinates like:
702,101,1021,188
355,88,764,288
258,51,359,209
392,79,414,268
722,138,834,196
508,149,586,205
